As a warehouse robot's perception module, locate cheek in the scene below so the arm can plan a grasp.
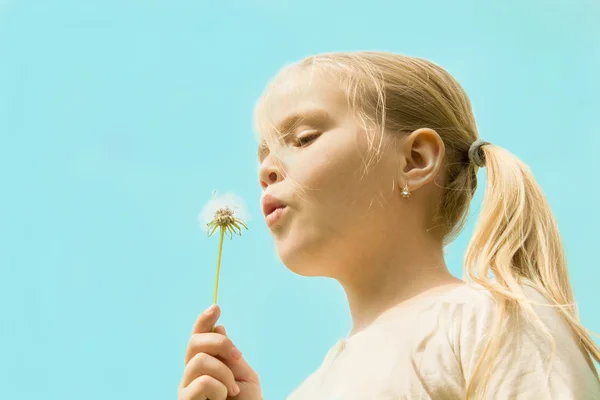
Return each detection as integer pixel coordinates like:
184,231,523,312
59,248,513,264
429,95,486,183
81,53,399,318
288,141,365,198
275,166,392,274
293,161,362,227
291,157,371,239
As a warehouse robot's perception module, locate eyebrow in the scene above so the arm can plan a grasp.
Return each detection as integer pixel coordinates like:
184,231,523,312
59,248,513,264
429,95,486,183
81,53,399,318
257,108,332,161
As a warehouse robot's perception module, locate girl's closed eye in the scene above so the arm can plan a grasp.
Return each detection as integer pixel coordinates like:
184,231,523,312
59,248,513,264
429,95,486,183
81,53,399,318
294,131,321,147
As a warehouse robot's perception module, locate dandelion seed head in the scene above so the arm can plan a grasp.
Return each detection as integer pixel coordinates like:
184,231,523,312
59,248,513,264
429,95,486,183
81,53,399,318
199,191,250,237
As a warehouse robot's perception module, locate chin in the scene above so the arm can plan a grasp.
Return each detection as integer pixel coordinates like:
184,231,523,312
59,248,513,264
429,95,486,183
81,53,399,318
274,235,327,277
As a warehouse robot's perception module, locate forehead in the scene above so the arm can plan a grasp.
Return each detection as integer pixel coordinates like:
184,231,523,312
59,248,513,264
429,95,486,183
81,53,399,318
256,68,349,140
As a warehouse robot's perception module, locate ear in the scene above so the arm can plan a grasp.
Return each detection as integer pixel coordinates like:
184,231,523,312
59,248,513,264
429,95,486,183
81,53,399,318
401,128,445,191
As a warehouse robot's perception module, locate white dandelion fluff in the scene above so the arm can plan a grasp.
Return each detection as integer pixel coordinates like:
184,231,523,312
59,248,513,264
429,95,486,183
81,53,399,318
199,191,250,237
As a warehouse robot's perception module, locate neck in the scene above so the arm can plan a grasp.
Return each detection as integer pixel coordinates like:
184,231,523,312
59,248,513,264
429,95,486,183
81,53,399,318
336,232,462,338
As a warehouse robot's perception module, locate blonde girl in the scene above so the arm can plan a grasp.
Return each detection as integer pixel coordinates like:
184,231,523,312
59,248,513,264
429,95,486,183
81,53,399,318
178,51,600,400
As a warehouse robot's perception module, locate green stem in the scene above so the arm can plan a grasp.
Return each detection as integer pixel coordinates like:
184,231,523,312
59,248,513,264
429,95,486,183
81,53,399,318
211,226,225,332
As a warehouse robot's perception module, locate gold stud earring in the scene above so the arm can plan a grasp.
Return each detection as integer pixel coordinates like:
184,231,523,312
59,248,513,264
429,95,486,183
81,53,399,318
401,182,411,199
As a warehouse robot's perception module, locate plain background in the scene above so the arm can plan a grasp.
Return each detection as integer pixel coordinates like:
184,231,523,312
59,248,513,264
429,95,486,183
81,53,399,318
1,1,598,399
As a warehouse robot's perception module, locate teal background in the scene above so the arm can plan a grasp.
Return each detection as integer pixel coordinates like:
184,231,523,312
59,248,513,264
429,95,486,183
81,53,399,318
1,1,598,399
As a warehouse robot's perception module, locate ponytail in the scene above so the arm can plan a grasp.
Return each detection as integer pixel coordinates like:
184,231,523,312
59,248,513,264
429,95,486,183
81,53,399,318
463,143,600,397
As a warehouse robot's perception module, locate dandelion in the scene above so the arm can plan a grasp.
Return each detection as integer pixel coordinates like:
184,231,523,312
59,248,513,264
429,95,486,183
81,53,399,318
199,191,249,309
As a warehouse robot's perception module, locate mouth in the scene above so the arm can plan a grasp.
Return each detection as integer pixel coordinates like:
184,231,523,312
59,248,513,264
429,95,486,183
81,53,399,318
261,194,286,217
261,194,288,227
264,205,288,228
264,204,286,217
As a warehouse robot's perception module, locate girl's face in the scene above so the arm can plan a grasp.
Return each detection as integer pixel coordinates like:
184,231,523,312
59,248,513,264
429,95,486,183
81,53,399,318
257,70,405,278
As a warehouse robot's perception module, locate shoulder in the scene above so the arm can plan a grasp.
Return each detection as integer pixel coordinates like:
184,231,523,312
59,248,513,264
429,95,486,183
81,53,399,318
436,282,600,398
438,282,578,341
437,282,573,359
438,281,496,308
435,282,568,331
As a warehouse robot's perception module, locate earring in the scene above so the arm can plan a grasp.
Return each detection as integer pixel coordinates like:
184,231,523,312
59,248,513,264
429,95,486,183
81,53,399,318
401,182,411,199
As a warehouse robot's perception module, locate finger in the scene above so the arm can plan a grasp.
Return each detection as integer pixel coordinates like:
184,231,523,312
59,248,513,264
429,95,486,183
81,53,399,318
181,352,239,395
184,332,241,365
191,304,221,335
213,325,226,336
210,326,255,382
219,350,259,386
215,325,247,368
181,374,229,400
214,326,243,360
210,327,254,382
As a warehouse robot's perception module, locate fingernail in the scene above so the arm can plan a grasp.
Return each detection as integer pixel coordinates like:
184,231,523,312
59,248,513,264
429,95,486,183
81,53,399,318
231,382,240,396
231,345,242,360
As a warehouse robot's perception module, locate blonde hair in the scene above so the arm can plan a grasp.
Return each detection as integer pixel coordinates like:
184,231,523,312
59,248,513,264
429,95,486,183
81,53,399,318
255,51,600,398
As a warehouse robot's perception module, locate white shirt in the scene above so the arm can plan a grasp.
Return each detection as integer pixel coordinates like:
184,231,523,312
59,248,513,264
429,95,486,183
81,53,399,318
287,284,599,399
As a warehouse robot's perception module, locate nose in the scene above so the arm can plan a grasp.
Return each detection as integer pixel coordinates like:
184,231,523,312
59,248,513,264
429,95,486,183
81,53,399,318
259,157,283,189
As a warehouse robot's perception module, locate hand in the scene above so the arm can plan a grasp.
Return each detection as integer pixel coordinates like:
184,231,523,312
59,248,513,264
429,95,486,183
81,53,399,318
178,304,263,400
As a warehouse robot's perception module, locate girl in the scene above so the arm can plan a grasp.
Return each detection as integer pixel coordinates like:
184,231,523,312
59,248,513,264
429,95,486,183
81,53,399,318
178,52,600,399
